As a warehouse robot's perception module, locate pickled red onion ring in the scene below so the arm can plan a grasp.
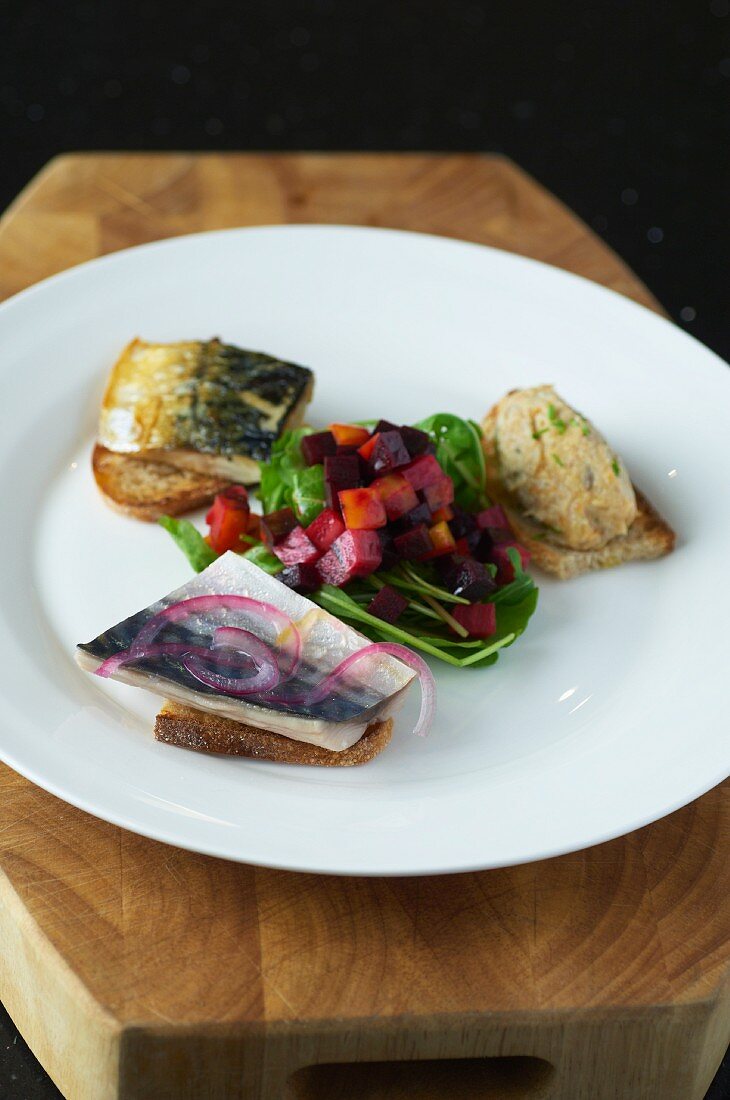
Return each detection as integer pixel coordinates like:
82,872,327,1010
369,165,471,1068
183,627,280,695
267,642,435,738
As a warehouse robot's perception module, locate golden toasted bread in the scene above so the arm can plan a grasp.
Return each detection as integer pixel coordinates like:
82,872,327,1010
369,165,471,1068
92,444,230,523
154,701,393,766
481,404,676,580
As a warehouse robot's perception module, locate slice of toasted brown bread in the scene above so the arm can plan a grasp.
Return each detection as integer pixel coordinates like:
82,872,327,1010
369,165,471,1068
92,444,230,522
481,406,675,580
499,489,675,580
154,701,393,767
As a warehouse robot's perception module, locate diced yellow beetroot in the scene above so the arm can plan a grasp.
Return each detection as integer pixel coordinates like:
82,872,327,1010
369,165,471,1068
329,423,371,446
430,504,454,523
316,530,382,585
305,508,345,551
338,487,387,529
424,520,456,558
451,603,497,638
371,472,419,520
401,453,444,490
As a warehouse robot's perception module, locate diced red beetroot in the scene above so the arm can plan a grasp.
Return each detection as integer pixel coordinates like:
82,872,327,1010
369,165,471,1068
336,443,360,455
260,507,298,545
424,520,456,558
476,504,511,532
324,454,361,510
305,507,345,551
451,602,497,639
375,418,398,434
377,527,399,570
329,423,371,447
421,475,455,512
367,585,409,623
439,555,497,601
399,424,432,458
472,530,494,563
371,472,419,520
454,537,471,556
272,526,321,566
401,453,444,491
449,504,478,540
367,430,411,476
338,487,387,530
391,501,432,535
301,431,337,466
277,563,321,594
316,530,382,585
393,523,433,560
492,542,531,584
246,512,261,540
357,432,379,462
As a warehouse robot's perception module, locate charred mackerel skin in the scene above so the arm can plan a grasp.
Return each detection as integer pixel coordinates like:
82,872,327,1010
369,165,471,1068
99,338,314,481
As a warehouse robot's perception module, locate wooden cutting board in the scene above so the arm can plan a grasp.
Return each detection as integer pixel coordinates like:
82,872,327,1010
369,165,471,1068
0,154,727,1100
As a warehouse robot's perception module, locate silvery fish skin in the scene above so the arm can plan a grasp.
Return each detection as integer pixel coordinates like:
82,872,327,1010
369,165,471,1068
76,554,415,752
98,339,314,481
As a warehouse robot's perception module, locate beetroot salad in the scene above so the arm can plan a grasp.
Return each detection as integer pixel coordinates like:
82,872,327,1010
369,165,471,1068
160,414,538,668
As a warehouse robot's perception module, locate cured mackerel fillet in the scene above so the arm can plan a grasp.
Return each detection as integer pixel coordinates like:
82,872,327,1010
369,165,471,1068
76,554,415,752
98,338,314,481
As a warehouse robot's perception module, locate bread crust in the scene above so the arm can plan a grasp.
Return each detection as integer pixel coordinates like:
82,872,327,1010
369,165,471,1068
154,701,393,767
481,405,676,579
92,444,230,522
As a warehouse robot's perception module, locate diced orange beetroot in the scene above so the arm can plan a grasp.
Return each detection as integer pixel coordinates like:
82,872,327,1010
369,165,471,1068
424,520,456,558
357,432,379,461
316,530,382,585
492,542,531,583
338,487,387,529
401,453,444,490
305,508,345,551
329,423,371,447
430,505,454,523
272,526,321,566
371,472,419,520
421,475,455,512
451,603,497,638
206,487,251,553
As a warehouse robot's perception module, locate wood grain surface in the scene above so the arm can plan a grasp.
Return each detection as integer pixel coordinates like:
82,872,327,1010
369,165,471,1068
0,153,727,1100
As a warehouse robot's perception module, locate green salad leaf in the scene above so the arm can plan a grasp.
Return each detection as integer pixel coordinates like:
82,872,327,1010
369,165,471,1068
415,413,488,510
243,543,284,574
158,516,218,573
258,427,326,525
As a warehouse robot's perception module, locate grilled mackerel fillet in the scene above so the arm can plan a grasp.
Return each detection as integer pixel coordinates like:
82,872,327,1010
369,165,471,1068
99,338,314,481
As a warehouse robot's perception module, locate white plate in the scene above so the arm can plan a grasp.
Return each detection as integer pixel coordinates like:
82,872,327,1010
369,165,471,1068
0,225,728,876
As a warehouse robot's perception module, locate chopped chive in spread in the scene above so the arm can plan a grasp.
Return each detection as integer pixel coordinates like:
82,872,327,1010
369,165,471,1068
612,459,620,476
552,453,565,467
547,403,567,433
531,427,549,440
582,424,591,436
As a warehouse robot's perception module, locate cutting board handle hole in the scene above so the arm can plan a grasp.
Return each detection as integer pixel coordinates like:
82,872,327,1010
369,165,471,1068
288,1054,555,1099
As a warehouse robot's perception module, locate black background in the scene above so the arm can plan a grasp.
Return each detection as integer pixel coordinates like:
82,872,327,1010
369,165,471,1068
1,1,728,1097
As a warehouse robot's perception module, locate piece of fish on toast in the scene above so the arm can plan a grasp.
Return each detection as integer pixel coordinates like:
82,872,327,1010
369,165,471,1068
98,338,314,481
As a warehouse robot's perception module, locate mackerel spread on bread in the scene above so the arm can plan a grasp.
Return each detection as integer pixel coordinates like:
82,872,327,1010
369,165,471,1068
481,386,675,579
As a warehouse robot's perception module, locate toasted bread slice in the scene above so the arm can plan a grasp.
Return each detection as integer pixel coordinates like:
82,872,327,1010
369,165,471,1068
92,444,230,523
155,701,393,766
481,406,675,580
